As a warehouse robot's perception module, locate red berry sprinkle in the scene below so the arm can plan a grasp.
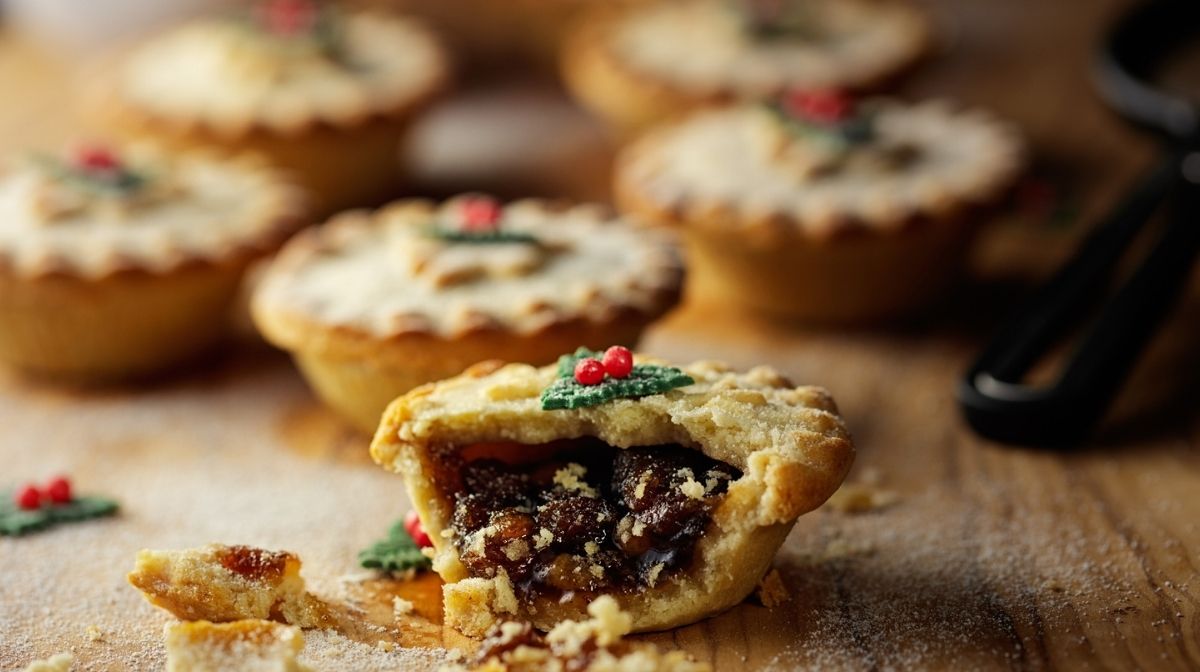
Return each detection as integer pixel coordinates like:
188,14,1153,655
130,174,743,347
601,346,634,379
783,89,853,125
15,484,42,510
404,509,432,548
45,476,72,504
258,0,318,36
459,196,503,232
73,145,121,172
574,358,606,386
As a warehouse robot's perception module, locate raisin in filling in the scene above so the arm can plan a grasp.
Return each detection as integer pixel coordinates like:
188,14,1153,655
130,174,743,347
438,439,740,599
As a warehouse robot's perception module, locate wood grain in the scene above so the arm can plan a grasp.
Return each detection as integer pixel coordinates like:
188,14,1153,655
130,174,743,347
3,0,1200,670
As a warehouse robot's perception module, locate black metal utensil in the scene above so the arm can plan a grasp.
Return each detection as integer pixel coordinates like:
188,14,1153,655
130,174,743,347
957,0,1200,446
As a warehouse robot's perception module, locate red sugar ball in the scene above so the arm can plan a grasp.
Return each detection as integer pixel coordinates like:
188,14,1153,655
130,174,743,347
601,346,634,379
15,484,42,510
574,358,606,386
45,476,72,504
74,145,120,172
460,196,503,231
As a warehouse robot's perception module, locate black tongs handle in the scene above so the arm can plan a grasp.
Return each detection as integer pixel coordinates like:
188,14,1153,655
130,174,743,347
959,149,1200,446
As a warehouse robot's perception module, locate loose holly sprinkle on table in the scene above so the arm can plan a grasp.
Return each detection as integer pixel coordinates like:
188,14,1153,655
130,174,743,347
1,476,118,536
359,516,432,574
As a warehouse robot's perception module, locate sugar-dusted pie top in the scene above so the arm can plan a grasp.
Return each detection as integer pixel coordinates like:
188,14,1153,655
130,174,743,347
253,198,683,341
372,356,853,525
0,146,305,279
617,99,1024,238
115,7,447,135
602,0,929,97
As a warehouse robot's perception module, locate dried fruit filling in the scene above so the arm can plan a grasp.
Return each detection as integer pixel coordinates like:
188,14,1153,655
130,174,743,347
439,439,741,598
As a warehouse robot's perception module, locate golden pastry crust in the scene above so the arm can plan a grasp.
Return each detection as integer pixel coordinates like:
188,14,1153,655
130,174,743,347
371,356,854,633
164,620,309,672
0,148,305,281
616,101,1024,242
252,197,683,431
128,544,333,628
563,0,931,133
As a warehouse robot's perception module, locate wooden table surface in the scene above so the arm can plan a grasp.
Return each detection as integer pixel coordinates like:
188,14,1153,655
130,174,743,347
3,1,1200,670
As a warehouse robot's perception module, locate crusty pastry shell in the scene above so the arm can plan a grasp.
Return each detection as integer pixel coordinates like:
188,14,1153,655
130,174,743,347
561,2,932,136
370,357,854,633
91,12,449,216
0,154,306,381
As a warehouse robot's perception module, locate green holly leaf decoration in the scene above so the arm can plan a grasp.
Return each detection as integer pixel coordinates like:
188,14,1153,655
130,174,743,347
358,520,432,573
765,99,876,152
0,495,119,536
541,348,695,411
731,0,819,40
29,154,148,197
426,227,539,245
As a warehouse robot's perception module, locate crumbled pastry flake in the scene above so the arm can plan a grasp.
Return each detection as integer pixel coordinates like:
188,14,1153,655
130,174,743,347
163,619,309,672
755,569,791,608
824,482,899,514
20,653,72,672
392,596,414,619
127,544,332,628
442,597,710,672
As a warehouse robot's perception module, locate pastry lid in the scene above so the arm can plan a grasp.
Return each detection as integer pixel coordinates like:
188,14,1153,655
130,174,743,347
111,3,449,137
617,96,1025,241
594,0,931,98
0,144,306,279
252,197,684,344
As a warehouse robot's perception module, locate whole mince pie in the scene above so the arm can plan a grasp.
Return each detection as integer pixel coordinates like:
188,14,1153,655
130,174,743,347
370,350,854,635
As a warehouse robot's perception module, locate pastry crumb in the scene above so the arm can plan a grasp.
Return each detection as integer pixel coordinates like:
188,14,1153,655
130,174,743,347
21,653,72,672
85,624,105,642
392,596,414,619
755,569,791,608
164,620,307,672
824,482,899,514
443,596,709,671
376,640,395,652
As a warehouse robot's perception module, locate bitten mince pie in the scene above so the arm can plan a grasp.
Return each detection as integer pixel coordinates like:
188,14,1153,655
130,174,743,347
370,351,854,635
97,0,448,215
563,0,930,134
0,144,305,381
616,92,1024,323
445,596,710,672
252,196,683,433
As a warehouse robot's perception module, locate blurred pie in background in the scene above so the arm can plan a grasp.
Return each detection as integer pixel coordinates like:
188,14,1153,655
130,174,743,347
615,92,1024,323
91,0,449,216
251,195,683,432
563,0,931,135
0,143,305,382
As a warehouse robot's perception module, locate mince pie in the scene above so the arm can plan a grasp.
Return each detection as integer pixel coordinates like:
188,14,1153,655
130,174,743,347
370,353,854,634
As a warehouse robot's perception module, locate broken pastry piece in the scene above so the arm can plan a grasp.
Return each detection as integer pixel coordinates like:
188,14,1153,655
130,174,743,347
128,544,332,628
371,354,854,635
20,654,72,672
445,596,709,672
165,620,309,672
